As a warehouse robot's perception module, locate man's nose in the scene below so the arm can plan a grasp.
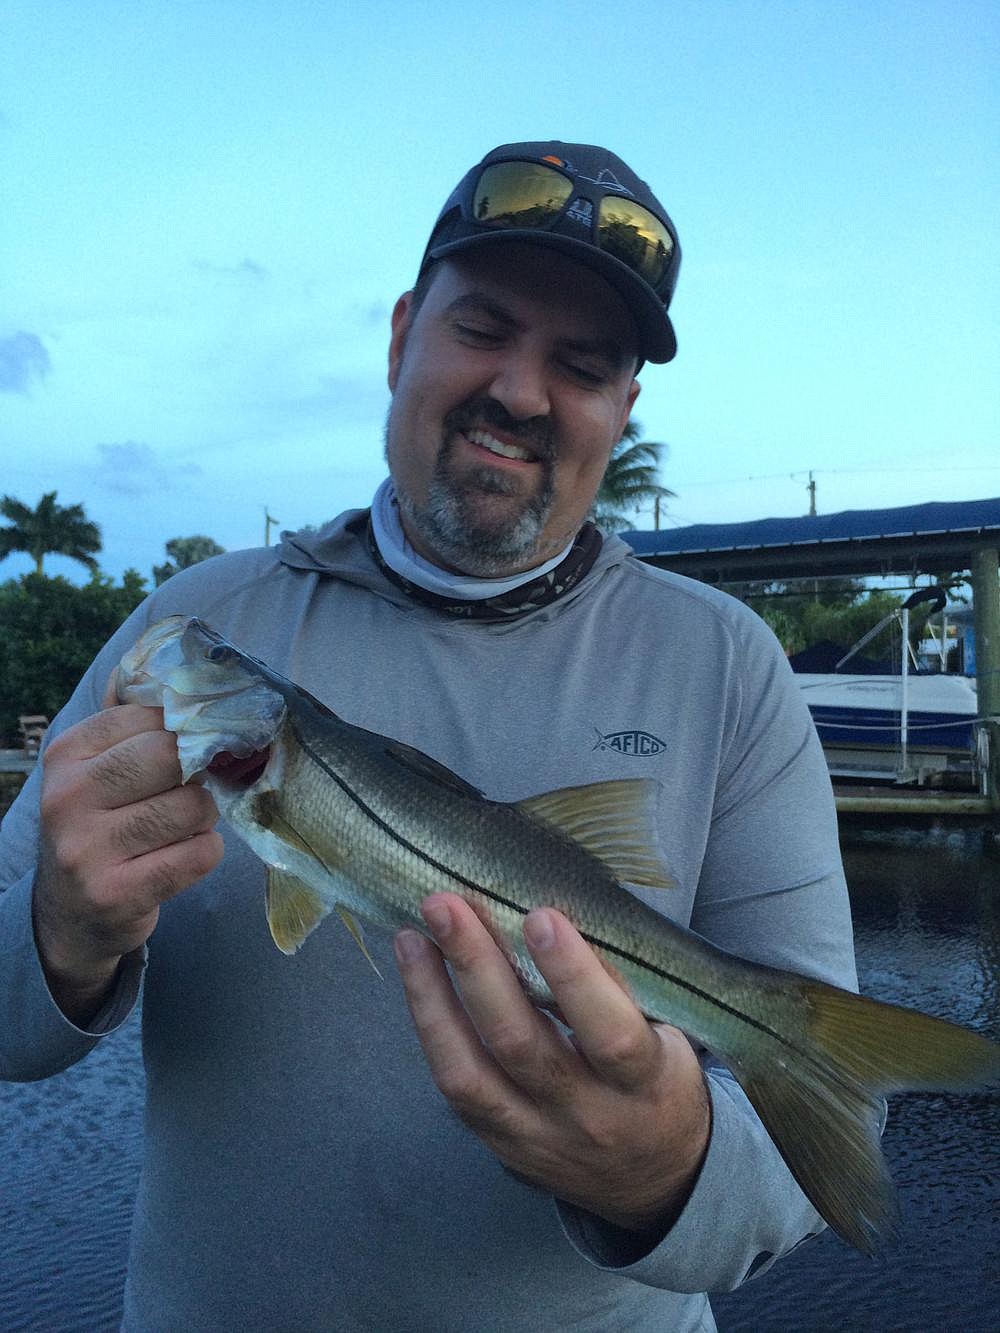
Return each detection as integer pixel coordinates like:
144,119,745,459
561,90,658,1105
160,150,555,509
486,348,551,421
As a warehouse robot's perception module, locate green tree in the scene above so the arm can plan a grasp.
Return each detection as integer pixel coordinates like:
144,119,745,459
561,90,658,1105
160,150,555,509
0,491,102,576
0,569,148,743
153,535,226,586
744,578,960,662
593,420,675,532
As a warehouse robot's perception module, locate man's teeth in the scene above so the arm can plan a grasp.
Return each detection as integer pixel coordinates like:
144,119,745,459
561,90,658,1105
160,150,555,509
465,429,533,462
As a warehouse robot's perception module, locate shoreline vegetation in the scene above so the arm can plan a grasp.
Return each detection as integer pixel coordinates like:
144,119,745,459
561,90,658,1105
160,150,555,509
1,770,28,819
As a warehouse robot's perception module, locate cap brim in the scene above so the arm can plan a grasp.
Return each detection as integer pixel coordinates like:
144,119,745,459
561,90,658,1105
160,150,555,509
427,231,677,364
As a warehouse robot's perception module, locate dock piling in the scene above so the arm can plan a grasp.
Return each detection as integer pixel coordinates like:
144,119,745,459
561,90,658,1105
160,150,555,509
971,547,1000,807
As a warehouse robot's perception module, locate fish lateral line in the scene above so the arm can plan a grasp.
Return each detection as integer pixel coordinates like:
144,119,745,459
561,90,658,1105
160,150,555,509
288,717,503,898
288,717,806,1060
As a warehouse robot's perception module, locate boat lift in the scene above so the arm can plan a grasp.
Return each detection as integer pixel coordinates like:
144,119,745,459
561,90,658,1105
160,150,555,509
831,587,989,791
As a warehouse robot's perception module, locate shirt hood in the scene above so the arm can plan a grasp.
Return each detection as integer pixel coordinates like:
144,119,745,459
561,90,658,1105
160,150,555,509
276,507,639,619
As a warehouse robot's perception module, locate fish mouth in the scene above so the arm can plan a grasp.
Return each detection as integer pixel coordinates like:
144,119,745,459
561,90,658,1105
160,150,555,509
204,747,272,790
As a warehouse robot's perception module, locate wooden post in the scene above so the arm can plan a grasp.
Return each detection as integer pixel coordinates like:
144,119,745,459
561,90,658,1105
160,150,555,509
971,547,1000,806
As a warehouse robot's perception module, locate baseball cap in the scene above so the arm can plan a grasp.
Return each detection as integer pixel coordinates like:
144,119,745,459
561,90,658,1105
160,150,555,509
418,140,681,363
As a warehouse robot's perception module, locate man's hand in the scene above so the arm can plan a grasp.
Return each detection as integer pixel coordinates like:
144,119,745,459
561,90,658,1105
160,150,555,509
394,893,710,1235
33,702,223,1023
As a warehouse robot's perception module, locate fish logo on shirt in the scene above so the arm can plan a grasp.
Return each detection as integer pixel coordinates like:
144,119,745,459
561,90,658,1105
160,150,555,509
592,728,667,757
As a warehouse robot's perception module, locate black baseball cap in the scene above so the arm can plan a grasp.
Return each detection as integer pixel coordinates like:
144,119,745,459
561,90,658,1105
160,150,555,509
418,140,681,363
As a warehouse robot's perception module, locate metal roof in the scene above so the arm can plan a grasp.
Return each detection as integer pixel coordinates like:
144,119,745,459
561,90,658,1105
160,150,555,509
623,497,1000,582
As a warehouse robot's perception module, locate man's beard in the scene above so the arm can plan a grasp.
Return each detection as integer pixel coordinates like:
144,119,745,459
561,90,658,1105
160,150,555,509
386,400,557,577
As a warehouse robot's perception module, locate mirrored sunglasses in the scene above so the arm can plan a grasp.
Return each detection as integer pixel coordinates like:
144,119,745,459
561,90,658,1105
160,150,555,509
469,160,675,293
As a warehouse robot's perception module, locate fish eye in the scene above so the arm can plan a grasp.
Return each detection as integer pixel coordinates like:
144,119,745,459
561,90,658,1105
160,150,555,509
207,644,232,663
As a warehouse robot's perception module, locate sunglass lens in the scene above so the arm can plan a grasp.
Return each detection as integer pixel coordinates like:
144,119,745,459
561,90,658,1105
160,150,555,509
597,198,674,289
473,162,573,228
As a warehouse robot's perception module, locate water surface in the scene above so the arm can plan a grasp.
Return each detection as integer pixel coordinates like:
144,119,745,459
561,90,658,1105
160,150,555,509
2,824,998,1331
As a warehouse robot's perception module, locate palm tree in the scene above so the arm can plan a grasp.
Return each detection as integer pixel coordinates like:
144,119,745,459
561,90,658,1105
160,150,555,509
593,420,675,532
153,535,226,586
0,491,102,576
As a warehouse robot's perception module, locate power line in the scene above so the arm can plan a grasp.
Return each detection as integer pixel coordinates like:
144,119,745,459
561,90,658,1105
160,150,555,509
680,464,1000,490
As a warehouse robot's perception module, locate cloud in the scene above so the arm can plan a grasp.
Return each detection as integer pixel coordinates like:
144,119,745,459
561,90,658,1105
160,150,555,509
274,370,390,426
90,442,203,496
193,257,268,281
0,331,50,392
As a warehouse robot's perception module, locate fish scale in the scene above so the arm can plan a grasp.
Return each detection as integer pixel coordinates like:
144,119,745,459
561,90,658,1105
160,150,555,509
115,614,1000,1257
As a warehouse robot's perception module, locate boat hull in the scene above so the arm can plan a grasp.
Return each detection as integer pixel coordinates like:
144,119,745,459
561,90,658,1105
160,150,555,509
795,674,980,781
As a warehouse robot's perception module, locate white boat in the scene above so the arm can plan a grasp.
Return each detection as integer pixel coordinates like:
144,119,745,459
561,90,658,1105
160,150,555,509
790,589,983,785
796,670,978,750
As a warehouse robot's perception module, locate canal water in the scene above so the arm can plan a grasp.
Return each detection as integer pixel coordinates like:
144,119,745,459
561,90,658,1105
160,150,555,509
1,823,998,1331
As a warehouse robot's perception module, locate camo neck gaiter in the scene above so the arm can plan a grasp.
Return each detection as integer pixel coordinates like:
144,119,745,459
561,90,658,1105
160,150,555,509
366,478,604,621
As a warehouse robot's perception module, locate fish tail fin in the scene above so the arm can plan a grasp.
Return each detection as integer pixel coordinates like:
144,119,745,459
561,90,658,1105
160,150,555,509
730,981,1000,1254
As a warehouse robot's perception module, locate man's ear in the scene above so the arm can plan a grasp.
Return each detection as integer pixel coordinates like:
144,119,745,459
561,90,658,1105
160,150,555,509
619,376,641,438
387,292,414,392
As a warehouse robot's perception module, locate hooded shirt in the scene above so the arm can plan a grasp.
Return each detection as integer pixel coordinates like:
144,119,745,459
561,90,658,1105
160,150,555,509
0,509,854,1332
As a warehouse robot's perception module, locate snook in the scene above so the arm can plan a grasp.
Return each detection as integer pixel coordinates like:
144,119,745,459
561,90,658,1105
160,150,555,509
115,615,1000,1256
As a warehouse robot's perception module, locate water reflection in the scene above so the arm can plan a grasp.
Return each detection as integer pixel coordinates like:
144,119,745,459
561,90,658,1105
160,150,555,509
714,825,1000,1331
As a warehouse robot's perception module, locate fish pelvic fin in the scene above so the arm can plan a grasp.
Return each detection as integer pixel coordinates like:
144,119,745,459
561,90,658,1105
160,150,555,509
517,779,676,890
731,978,1000,1255
266,868,333,955
336,907,384,980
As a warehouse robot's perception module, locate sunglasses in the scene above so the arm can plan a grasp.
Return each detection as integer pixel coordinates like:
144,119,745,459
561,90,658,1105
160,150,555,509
462,158,677,296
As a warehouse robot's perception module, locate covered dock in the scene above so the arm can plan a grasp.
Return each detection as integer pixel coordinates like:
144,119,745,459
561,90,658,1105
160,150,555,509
624,497,1000,818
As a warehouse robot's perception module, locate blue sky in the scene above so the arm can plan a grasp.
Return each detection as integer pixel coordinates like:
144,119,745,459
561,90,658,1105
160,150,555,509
2,1,998,583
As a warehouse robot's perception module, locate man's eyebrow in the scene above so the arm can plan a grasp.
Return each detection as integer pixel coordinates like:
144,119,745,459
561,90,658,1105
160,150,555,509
558,335,634,373
442,291,524,330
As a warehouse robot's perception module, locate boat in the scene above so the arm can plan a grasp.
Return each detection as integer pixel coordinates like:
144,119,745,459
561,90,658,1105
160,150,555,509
789,589,984,787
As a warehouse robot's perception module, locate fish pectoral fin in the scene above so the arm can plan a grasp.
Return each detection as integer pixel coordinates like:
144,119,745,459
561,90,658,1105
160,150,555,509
252,790,329,862
517,779,676,890
266,867,333,955
336,907,383,980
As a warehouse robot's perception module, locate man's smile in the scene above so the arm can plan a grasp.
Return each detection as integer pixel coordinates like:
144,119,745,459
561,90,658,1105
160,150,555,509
463,427,538,465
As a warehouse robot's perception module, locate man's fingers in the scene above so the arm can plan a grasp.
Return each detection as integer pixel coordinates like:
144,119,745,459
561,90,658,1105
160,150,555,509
110,784,219,861
523,908,663,1091
420,896,579,1097
100,668,121,709
44,703,170,768
44,722,184,821
394,922,532,1136
123,828,226,909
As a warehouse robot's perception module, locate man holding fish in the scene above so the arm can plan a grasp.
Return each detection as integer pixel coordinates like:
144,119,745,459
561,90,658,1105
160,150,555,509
3,142,996,1331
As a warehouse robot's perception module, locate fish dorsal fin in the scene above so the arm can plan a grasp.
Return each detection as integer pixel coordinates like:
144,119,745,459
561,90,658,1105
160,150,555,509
383,739,485,800
266,867,333,955
336,907,383,979
516,779,676,891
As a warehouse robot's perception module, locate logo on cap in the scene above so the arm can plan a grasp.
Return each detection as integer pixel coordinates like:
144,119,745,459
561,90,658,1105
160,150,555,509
566,198,594,227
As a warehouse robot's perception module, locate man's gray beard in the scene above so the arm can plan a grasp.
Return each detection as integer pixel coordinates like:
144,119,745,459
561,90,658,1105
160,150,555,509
389,436,556,578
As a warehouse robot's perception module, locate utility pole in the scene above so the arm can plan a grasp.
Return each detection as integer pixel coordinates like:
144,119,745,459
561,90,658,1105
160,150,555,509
264,509,281,545
807,471,817,516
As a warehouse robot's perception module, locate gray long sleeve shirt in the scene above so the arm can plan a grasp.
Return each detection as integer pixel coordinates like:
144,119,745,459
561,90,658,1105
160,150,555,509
0,514,856,1331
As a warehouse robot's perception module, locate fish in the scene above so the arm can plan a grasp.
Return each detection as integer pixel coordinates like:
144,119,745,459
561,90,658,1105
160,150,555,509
114,614,1000,1256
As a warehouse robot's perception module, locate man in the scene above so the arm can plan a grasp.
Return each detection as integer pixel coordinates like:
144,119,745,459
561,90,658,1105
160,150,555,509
0,142,855,1330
